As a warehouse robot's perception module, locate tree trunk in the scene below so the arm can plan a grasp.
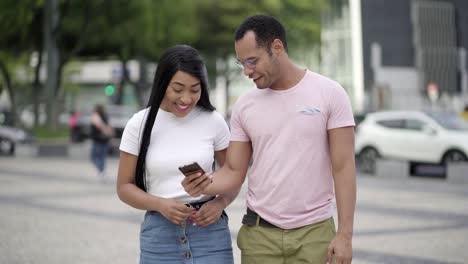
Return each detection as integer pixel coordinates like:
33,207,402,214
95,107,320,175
0,61,16,126
218,56,234,115
135,56,147,107
225,77,230,114
205,55,217,89
32,4,44,128
115,60,127,105
52,61,66,128
33,50,43,127
44,0,60,130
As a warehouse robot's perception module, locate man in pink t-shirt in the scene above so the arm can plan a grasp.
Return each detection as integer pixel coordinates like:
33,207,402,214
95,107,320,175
183,15,356,264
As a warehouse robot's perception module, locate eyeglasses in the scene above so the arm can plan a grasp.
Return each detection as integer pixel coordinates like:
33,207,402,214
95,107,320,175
236,58,258,69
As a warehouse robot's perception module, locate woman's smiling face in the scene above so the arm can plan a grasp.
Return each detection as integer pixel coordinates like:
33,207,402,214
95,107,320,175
160,71,202,117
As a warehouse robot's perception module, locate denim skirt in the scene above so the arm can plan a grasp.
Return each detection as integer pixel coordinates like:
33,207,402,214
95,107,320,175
140,210,234,264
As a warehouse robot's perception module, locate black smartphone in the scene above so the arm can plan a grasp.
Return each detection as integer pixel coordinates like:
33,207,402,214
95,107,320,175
178,162,205,177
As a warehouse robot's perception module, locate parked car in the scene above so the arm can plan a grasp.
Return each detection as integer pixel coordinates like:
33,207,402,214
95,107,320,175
0,109,34,156
0,125,34,156
353,112,367,127
70,105,138,155
355,110,468,173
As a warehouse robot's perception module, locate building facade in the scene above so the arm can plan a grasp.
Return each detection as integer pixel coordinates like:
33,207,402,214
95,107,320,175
321,0,468,113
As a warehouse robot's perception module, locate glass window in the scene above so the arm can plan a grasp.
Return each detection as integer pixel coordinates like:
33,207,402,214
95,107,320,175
376,119,405,129
404,119,425,131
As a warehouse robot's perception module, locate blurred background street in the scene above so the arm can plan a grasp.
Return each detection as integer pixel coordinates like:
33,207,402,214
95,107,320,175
0,143,467,264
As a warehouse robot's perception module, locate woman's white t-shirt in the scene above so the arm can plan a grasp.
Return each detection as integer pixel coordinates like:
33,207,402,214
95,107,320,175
119,106,230,203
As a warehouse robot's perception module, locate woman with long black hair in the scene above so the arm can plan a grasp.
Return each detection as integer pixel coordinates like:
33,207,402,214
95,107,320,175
117,45,236,264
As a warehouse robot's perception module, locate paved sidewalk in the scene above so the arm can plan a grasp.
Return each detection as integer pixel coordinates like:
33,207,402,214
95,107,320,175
1,147,467,263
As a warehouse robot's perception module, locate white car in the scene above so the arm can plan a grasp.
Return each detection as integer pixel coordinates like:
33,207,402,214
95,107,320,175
0,125,34,156
355,110,468,172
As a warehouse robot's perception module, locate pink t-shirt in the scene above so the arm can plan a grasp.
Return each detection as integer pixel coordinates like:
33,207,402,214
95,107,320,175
230,70,355,229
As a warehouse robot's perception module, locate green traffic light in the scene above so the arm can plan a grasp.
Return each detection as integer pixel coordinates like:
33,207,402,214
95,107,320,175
105,85,115,96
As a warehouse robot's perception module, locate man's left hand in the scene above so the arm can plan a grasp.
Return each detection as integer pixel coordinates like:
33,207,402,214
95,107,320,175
191,197,226,226
327,233,352,264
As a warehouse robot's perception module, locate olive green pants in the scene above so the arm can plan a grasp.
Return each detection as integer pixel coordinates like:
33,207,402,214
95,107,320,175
237,217,336,264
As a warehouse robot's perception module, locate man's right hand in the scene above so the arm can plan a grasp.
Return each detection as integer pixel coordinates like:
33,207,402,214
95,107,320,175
159,198,194,225
181,172,212,197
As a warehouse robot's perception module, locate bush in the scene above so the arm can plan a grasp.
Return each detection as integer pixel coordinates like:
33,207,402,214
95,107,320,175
32,126,70,143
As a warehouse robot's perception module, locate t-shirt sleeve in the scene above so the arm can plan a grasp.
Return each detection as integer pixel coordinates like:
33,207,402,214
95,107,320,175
327,83,355,130
119,111,146,155
213,112,230,151
229,102,250,142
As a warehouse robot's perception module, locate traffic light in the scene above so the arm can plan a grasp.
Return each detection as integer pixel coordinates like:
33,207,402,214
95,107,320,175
105,84,115,96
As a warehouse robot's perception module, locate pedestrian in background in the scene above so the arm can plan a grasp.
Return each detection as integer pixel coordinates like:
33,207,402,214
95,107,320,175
90,104,114,180
183,15,356,264
117,45,237,264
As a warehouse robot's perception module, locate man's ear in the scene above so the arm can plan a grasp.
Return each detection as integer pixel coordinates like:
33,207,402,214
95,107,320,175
271,39,285,54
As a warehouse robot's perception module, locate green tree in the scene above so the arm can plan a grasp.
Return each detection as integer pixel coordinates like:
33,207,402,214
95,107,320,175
77,0,200,107
279,0,326,68
1,0,326,130
0,0,43,126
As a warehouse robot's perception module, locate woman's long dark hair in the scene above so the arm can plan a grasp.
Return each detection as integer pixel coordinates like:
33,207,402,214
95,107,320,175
135,45,215,191
94,104,108,123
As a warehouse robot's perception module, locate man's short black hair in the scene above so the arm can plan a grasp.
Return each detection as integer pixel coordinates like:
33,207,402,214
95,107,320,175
234,14,288,53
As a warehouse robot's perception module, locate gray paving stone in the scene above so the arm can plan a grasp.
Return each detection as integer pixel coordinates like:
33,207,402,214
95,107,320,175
1,154,467,264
